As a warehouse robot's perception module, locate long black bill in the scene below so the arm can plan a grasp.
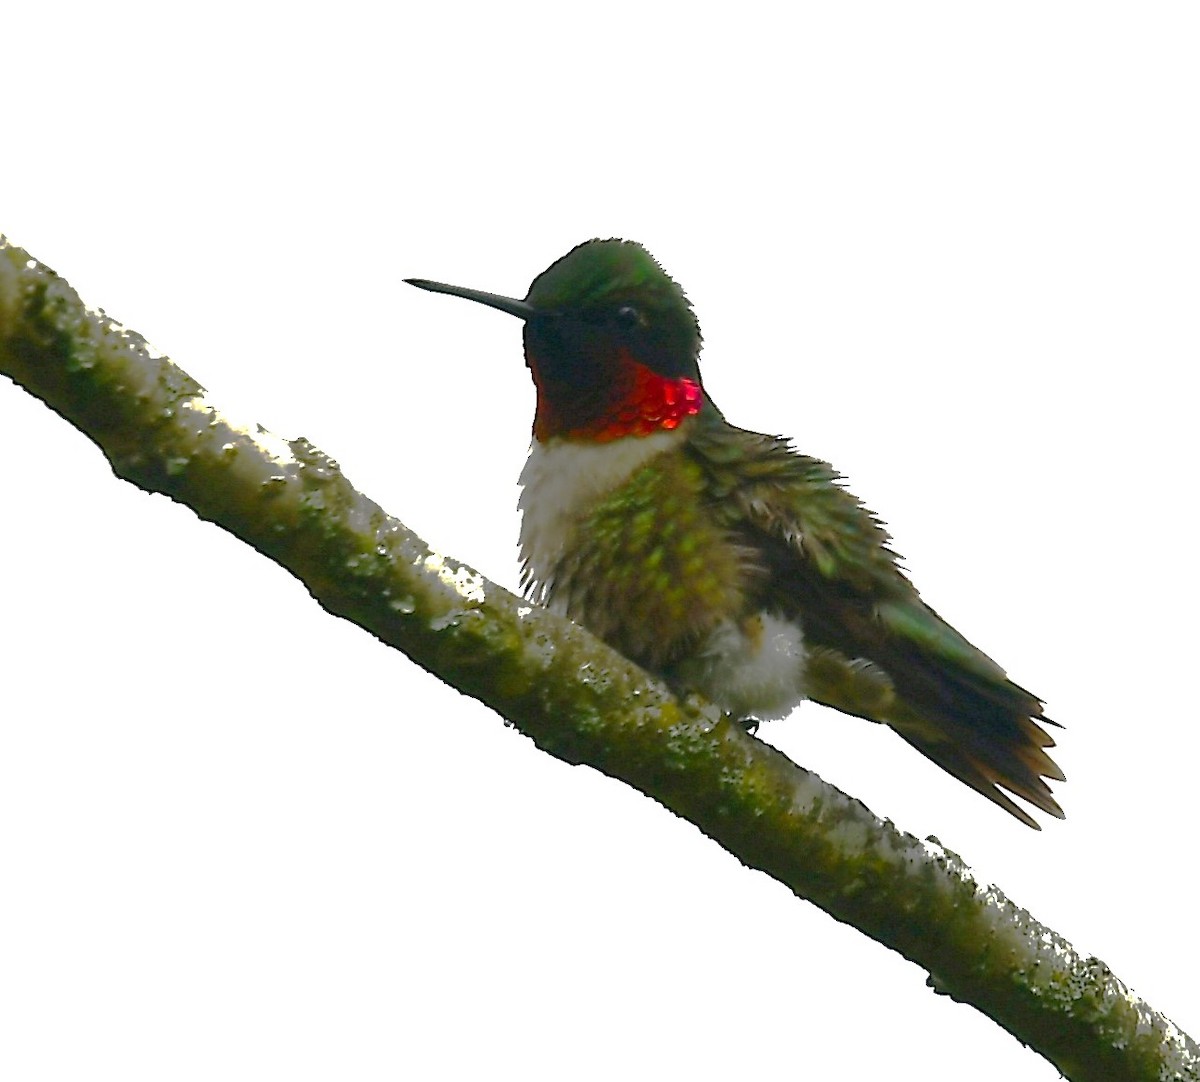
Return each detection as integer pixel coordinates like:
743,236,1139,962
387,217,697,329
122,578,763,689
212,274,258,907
404,278,535,321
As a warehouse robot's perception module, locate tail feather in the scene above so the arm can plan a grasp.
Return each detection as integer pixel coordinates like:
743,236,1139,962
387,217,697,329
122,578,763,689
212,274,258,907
806,623,1066,827
868,599,1066,827
891,713,1065,829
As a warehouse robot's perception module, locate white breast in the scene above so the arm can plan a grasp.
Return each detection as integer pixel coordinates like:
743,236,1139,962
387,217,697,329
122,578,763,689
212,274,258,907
517,429,687,602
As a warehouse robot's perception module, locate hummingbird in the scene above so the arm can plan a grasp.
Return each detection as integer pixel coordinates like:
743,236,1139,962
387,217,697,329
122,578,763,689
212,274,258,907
405,239,1064,828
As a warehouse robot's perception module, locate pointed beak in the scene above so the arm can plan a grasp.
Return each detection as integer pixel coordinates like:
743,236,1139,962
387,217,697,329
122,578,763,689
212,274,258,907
404,278,536,321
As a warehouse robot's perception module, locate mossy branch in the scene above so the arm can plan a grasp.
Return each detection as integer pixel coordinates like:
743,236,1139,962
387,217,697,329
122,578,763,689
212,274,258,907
1,235,1195,1082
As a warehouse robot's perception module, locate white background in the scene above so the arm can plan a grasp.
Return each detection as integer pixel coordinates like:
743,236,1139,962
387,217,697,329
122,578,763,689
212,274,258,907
3,4,1197,1079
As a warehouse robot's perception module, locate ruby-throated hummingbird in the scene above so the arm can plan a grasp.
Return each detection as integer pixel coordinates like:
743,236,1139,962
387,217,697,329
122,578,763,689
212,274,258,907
406,239,1064,827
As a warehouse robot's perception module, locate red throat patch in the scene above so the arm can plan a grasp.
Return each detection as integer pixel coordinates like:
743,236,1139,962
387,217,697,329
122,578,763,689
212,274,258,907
531,347,703,441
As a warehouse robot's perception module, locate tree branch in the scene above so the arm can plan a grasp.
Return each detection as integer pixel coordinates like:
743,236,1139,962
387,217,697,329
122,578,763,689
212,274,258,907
1,235,1195,1082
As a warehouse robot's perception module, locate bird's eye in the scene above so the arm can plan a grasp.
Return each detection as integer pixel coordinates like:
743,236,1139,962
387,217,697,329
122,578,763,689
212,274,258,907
615,305,643,329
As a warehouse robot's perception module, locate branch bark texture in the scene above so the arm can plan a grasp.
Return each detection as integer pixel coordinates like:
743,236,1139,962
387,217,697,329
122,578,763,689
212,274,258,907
1,236,1194,1082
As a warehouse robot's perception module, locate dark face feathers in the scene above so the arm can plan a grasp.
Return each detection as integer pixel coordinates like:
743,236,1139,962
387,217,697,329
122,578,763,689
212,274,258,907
523,239,704,383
